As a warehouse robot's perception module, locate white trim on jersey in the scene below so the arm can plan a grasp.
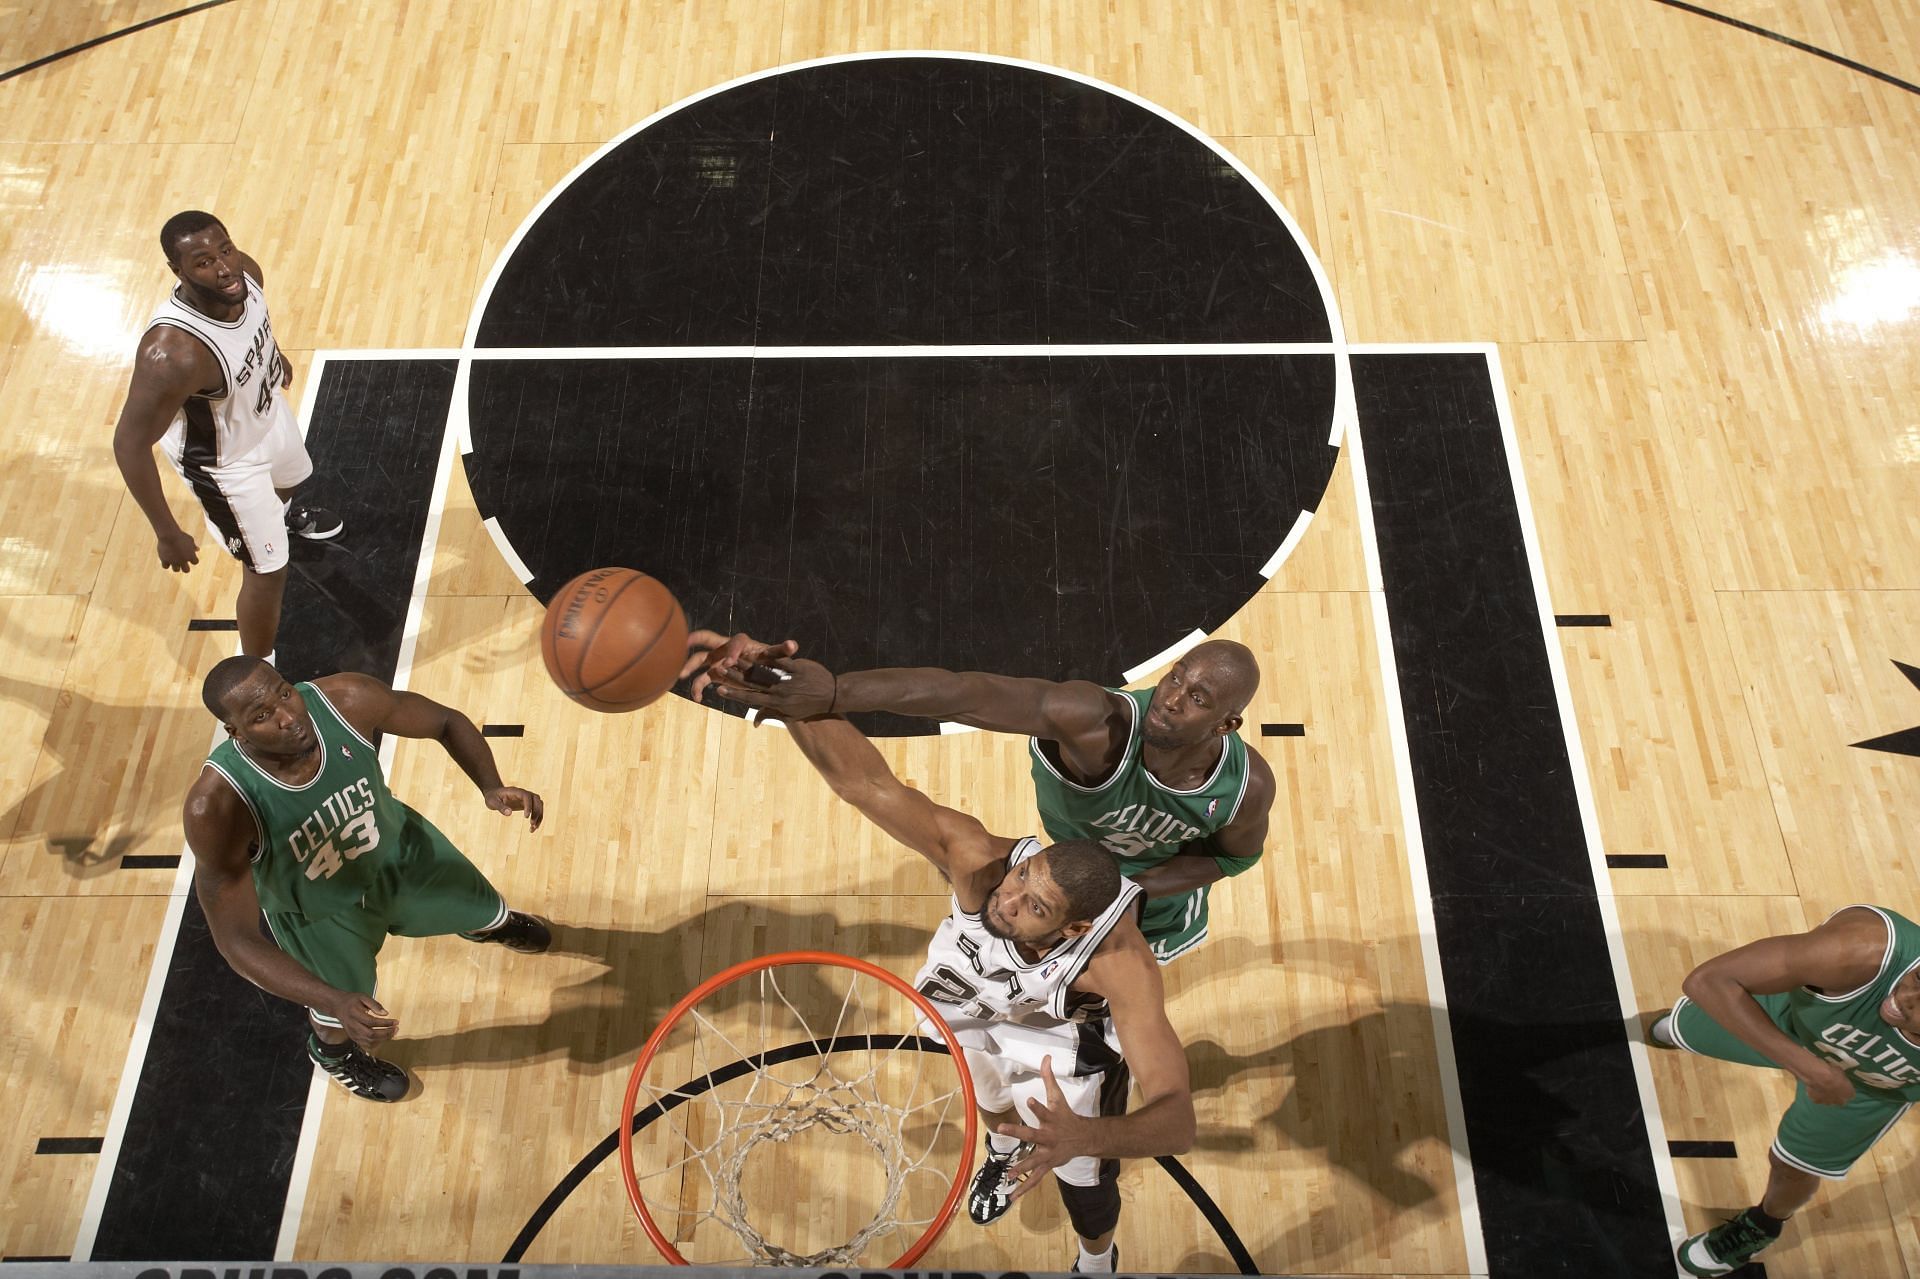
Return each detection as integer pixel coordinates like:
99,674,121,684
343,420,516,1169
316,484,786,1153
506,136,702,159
1802,904,1898,1003
304,684,380,755
151,276,285,468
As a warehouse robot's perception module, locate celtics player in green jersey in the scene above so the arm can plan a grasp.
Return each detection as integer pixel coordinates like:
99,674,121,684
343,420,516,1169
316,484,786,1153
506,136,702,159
1648,904,1920,1274
185,656,551,1102
681,630,1274,965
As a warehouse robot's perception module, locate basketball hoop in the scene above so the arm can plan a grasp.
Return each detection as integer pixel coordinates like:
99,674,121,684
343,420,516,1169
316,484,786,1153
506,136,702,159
619,950,977,1267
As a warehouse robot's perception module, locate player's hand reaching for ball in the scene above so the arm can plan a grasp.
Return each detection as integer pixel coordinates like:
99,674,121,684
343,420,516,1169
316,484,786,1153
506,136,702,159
681,630,801,702
485,785,544,831
997,1057,1099,1199
329,993,399,1047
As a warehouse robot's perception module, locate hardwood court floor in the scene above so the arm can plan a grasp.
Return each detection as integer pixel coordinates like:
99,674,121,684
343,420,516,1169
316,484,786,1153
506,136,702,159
3,2,1919,1274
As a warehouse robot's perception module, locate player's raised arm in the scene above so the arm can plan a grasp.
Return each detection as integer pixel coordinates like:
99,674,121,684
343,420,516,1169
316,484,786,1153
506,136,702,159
312,672,543,830
685,629,1122,756
772,664,1003,881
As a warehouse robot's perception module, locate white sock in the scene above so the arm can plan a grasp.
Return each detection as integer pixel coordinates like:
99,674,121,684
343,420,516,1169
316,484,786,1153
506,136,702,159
1076,1243,1115,1273
986,1131,1022,1157
1650,1013,1676,1047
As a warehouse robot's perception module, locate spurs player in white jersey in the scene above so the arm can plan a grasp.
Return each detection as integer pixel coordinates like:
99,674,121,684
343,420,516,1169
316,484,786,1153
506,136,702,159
112,211,341,658
685,638,1195,1274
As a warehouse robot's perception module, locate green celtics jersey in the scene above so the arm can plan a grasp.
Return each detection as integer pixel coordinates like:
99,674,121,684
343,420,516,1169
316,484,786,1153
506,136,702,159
1786,905,1920,1101
204,683,403,920
1029,687,1256,962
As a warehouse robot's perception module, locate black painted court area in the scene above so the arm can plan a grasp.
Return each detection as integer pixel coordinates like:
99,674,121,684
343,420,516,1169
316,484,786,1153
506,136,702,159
1358,353,1672,1277
465,57,1341,732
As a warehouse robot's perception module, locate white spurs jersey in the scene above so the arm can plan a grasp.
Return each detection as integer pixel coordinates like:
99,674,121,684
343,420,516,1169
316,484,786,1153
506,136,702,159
148,275,292,470
913,837,1144,1076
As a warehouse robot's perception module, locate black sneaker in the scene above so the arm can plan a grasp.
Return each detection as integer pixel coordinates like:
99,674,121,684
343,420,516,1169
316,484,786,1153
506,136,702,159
1646,1008,1679,1049
467,910,551,953
1073,1242,1118,1273
307,1034,408,1102
1678,1207,1781,1275
286,503,343,541
967,1140,1033,1225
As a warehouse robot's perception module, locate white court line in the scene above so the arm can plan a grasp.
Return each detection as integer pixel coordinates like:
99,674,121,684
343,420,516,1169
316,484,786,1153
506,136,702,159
273,352,467,1258
451,341,1338,359
1259,510,1315,580
1481,344,1685,1251
482,516,535,584
1123,628,1208,683
70,848,200,1260
1345,371,1490,1278
73,351,340,1261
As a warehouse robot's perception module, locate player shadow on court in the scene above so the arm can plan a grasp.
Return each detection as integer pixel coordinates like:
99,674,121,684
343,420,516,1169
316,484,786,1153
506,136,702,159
0,669,200,876
394,907,933,1072
1241,998,1674,1273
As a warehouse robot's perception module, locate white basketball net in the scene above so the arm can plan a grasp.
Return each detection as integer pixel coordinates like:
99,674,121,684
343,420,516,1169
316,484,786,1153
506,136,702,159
629,961,971,1266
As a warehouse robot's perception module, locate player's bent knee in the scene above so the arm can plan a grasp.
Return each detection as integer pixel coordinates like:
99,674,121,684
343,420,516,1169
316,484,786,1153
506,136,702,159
1056,1174,1121,1240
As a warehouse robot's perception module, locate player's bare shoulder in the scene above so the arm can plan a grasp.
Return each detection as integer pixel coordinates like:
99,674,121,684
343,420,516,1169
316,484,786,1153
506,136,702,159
307,671,394,736
183,763,254,869
945,830,1024,904
1070,909,1165,1002
134,322,221,394
1815,904,1896,966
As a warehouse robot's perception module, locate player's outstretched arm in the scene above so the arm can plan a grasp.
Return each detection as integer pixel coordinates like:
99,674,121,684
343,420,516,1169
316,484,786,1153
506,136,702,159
778,681,1003,884
314,672,543,830
999,922,1194,1193
684,629,1122,763
185,771,399,1046
112,329,210,573
1680,906,1889,1106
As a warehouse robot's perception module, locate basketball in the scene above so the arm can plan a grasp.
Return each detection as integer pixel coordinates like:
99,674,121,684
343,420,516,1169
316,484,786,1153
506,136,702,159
540,567,689,712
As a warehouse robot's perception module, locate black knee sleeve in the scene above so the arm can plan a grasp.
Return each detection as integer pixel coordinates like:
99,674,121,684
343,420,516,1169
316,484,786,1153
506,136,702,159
1056,1163,1121,1239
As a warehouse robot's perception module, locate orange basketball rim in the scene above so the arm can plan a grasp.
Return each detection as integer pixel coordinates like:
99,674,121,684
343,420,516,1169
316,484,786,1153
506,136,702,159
620,950,978,1268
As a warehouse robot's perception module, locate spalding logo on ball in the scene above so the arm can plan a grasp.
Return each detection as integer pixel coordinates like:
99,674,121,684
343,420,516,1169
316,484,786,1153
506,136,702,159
540,567,689,713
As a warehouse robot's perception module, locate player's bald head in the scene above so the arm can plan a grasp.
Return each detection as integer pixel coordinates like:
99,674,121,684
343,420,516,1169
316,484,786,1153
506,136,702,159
1183,640,1260,716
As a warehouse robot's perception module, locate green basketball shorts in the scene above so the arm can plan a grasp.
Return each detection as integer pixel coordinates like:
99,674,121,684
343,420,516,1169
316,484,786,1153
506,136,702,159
1136,887,1210,965
1667,994,1913,1178
263,808,507,1028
